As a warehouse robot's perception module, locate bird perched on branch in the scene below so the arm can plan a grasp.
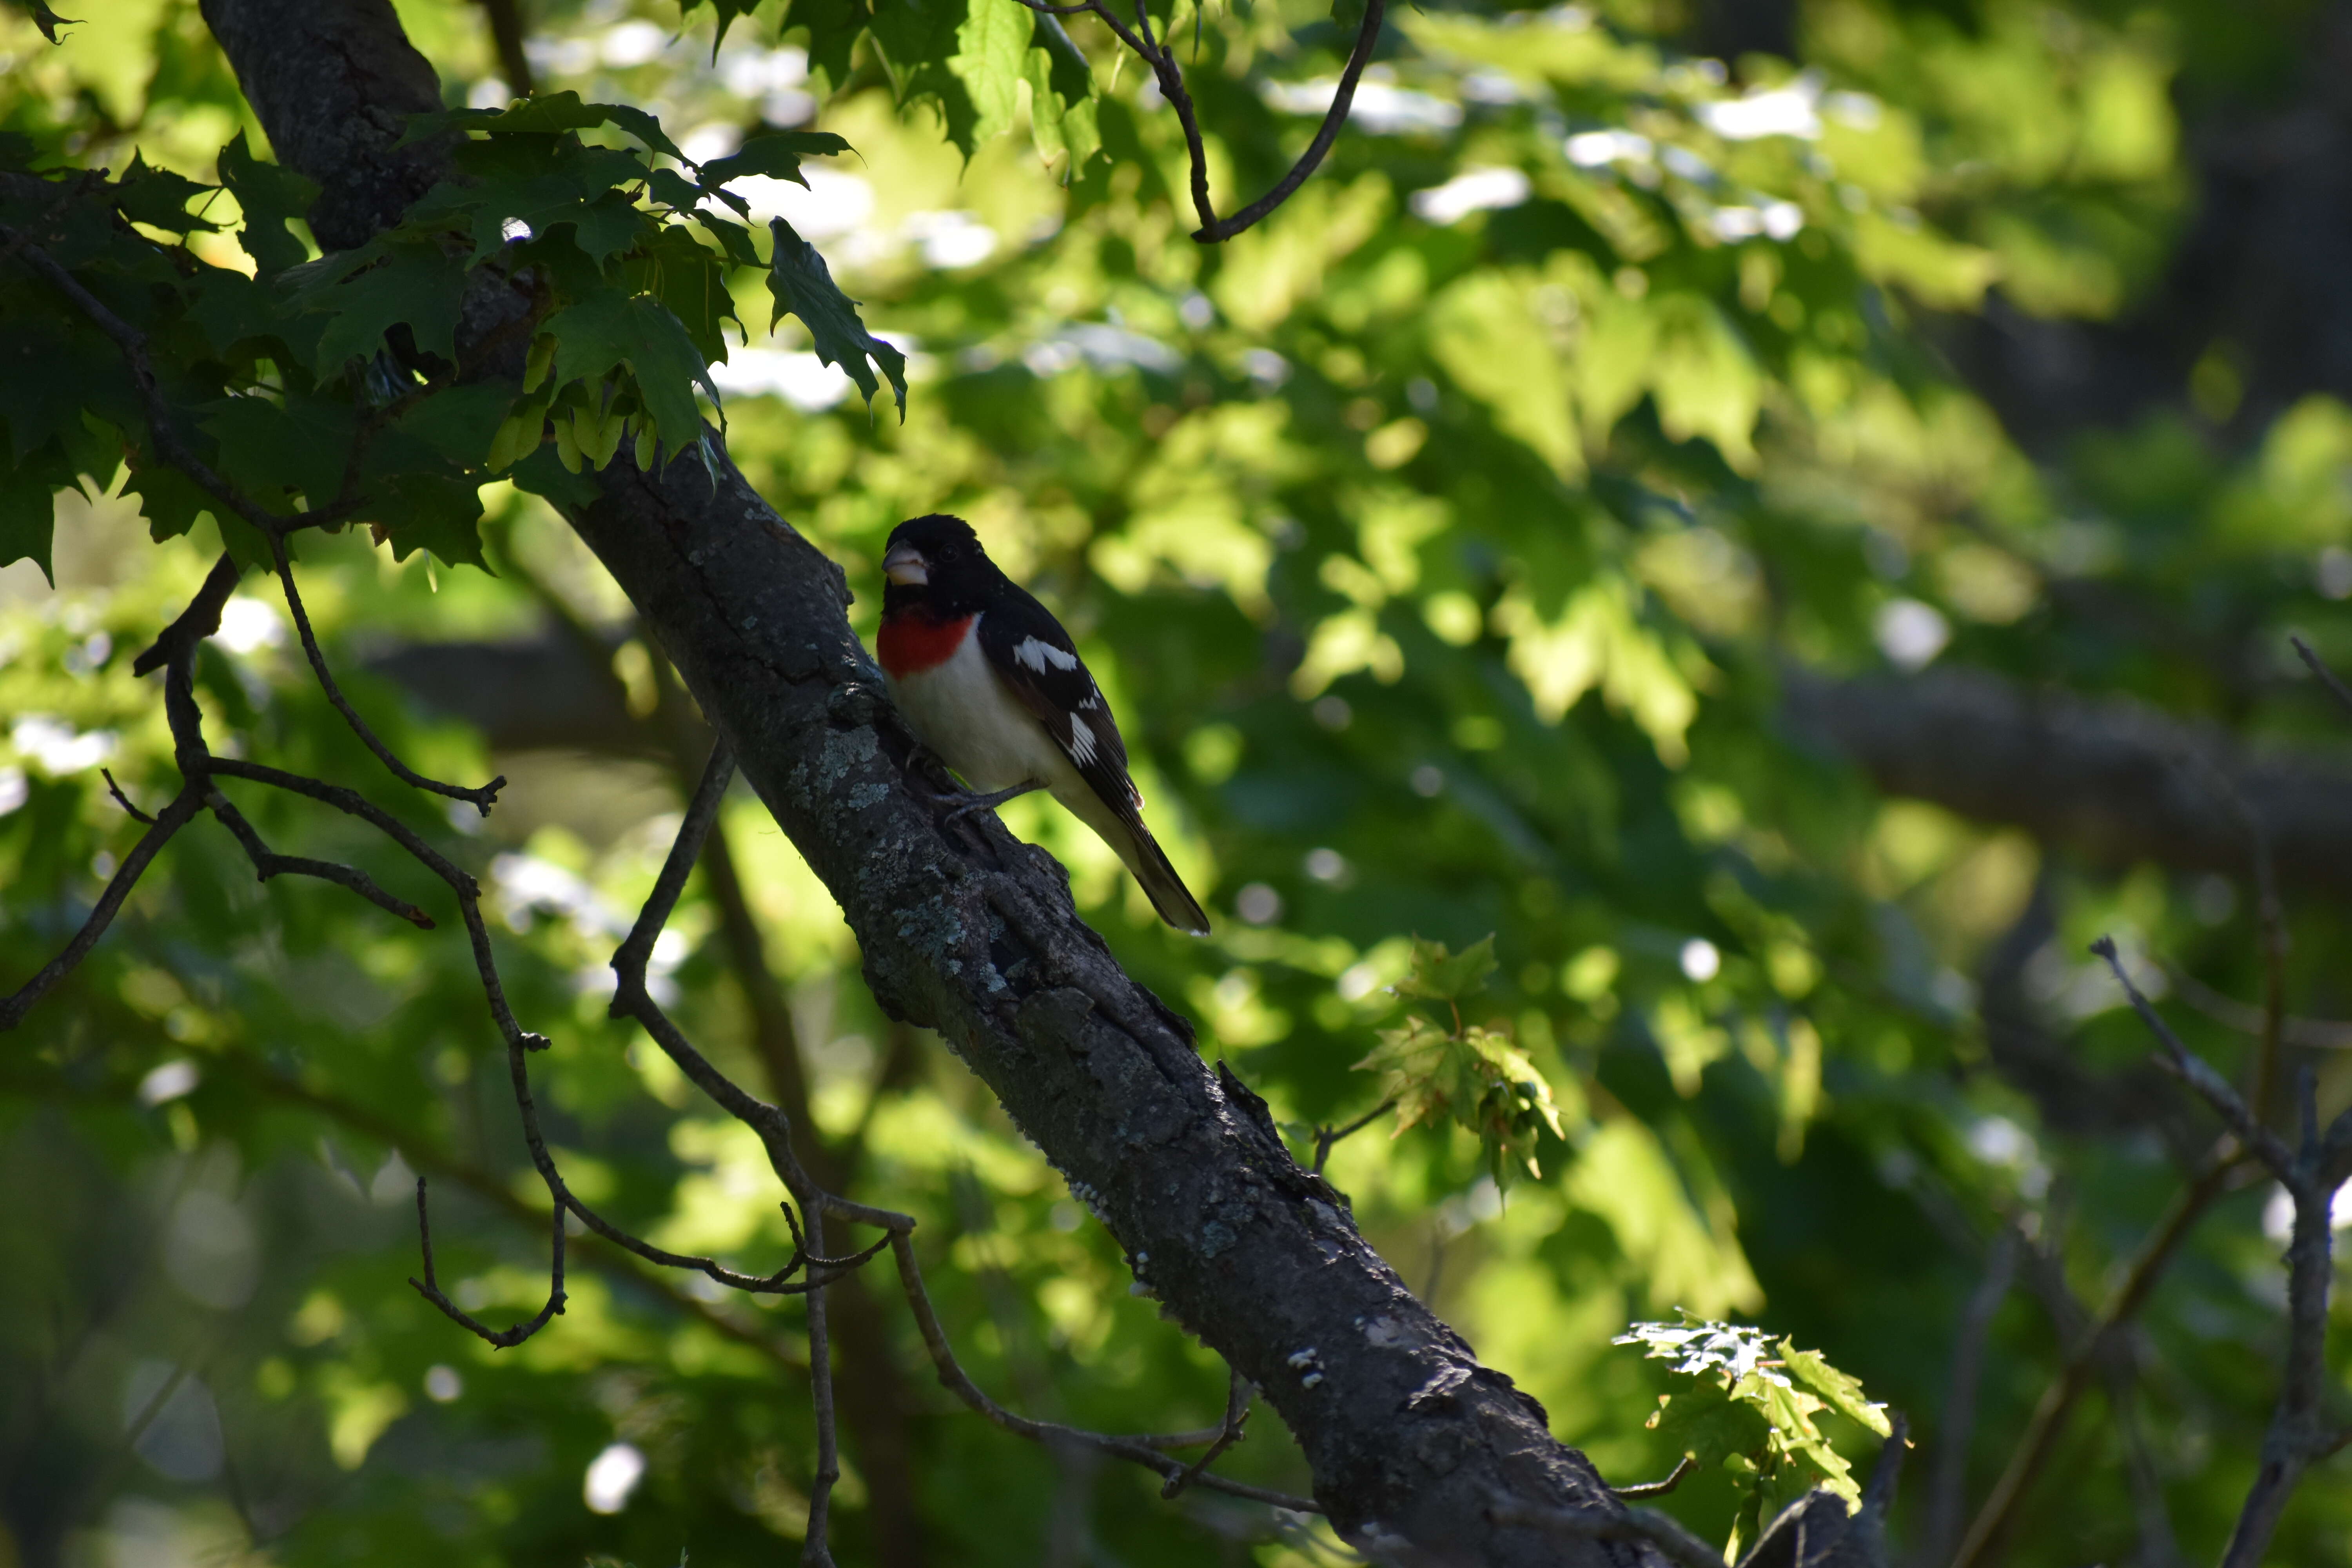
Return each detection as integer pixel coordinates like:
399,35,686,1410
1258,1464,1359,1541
875,513,1210,936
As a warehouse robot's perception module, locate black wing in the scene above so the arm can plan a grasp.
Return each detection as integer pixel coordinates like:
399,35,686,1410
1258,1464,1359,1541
976,586,1142,813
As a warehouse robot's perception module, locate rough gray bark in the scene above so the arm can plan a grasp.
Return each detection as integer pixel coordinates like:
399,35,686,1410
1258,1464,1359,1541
195,0,452,251
196,0,1649,1557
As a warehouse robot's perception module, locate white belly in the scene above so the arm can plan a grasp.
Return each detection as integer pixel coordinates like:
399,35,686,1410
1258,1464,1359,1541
887,615,1078,795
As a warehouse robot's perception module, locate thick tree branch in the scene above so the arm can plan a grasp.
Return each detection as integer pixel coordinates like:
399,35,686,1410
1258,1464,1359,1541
1782,664,2352,897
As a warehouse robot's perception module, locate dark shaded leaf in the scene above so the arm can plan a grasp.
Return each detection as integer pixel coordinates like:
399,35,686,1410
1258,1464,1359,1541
766,217,905,417
114,152,218,233
0,444,73,581
366,471,487,567
216,131,316,279
508,439,602,506
697,129,854,192
395,383,516,469
543,289,719,448
305,242,470,368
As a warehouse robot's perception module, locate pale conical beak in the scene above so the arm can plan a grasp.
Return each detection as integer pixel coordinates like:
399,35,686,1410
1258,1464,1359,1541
883,543,928,587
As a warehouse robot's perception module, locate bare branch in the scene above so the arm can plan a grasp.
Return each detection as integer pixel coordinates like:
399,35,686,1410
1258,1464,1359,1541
2219,1068,2347,1568
883,1228,1320,1512
1162,1368,1253,1499
269,541,505,814
0,780,201,1029
1311,1099,1394,1177
1612,1455,1695,1501
407,1175,568,1347
1008,0,1388,243
472,0,533,95
131,553,243,676
1919,1223,2015,1568
800,1201,842,1566
2157,963,2352,1050
1950,1147,2242,1568
207,791,436,927
100,768,158,825
2090,936,2294,1176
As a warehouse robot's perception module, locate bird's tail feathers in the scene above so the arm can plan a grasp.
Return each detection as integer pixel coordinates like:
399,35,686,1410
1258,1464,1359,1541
1126,822,1211,936
1056,780,1212,935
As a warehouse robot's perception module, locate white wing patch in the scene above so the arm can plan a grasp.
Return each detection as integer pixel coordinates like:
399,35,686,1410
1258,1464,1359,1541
1013,635,1080,673
1066,714,1098,765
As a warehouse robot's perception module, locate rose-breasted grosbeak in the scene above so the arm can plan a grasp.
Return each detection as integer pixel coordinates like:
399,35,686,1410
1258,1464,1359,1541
876,513,1210,936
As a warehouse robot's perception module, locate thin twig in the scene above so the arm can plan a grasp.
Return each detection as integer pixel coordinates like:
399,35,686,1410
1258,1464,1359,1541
1163,1368,1252,1499
1312,1099,1394,1176
0,781,203,1028
2091,938,2293,1176
1612,1455,1694,1501
2158,963,2352,1050
407,1176,567,1347
2290,635,2352,719
0,226,298,543
1009,0,1388,243
207,791,436,927
800,1199,841,1566
101,769,157,825
269,540,505,813
886,1230,1320,1512
1950,1136,2243,1568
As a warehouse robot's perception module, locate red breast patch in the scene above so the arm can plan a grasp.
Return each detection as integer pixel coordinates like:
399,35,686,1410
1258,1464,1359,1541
878,611,974,677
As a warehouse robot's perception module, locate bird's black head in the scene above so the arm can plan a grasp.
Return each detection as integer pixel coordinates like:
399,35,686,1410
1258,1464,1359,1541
882,513,1004,616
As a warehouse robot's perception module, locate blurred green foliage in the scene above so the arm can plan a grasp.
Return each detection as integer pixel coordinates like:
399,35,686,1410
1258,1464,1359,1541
2,0,2348,1564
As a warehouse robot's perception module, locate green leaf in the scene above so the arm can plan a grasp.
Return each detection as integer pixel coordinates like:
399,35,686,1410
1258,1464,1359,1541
122,457,214,543
783,0,873,91
1644,1370,1771,1474
198,392,358,509
1023,46,1101,175
624,225,737,365
541,290,720,451
509,439,601,507
407,90,684,162
1779,1341,1893,1438
1394,933,1499,1002
697,130,853,192
949,0,1030,151
766,218,906,418
0,446,71,582
1331,0,1367,35
114,152,218,233
304,241,470,368
367,471,487,568
216,131,316,279
394,383,516,469
421,137,652,263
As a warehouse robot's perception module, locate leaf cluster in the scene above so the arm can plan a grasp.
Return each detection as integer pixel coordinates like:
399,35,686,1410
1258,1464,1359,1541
0,94,897,575
1617,1313,1895,1557
1352,935,1575,1188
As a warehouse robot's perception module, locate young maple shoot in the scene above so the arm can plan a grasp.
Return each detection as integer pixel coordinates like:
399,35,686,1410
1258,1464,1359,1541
1351,934,1578,1189
1616,1314,1897,1560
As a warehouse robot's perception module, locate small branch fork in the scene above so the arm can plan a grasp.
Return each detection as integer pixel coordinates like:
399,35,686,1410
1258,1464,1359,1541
2089,936,2352,1568
1014,0,1389,243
